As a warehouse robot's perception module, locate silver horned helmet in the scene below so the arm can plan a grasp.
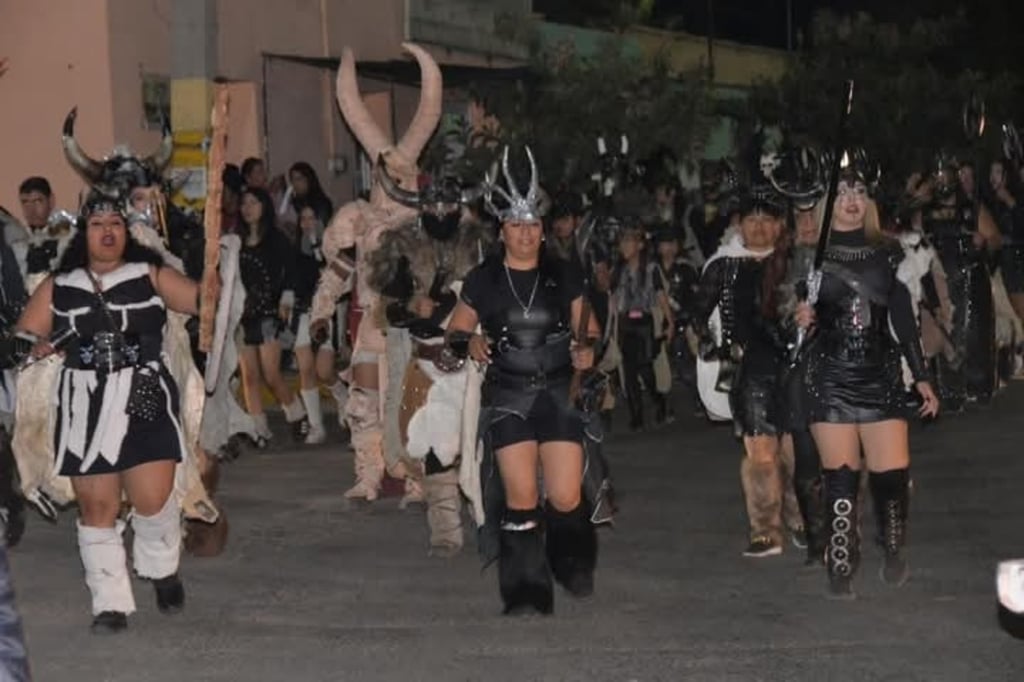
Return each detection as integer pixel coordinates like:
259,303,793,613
484,146,544,222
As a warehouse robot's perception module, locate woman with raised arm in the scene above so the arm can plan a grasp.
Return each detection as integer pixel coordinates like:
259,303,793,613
445,147,600,615
17,191,205,633
795,158,939,598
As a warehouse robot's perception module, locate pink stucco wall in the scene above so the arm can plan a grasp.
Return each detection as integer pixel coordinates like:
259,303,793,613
0,0,117,215
0,0,523,217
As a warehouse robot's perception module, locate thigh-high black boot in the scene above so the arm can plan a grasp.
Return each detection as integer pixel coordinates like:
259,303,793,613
823,465,861,599
498,508,553,615
545,501,597,598
869,468,910,586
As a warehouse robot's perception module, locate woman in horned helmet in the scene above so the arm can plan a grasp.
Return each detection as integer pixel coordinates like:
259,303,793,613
16,190,199,632
446,147,600,615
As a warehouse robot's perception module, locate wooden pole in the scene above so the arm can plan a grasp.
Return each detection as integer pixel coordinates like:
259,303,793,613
198,84,229,353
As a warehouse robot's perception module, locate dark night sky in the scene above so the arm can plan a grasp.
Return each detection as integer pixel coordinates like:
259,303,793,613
534,1,1024,55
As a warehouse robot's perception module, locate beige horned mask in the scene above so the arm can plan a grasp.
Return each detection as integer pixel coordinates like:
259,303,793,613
336,42,442,209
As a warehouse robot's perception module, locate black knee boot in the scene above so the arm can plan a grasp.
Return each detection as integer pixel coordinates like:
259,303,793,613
823,466,861,599
498,508,553,615
792,431,826,565
545,501,597,598
869,468,910,586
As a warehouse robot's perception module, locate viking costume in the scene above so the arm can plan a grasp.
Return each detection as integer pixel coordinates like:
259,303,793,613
366,172,492,555
611,252,667,429
452,147,612,614
694,190,798,557
921,157,996,408
41,111,232,554
801,220,928,597
39,193,188,627
10,212,73,294
310,43,442,501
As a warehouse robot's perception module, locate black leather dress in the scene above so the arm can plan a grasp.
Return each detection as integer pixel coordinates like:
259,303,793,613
696,255,787,436
803,229,928,424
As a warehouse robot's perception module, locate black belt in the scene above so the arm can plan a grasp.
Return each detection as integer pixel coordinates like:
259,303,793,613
487,366,573,389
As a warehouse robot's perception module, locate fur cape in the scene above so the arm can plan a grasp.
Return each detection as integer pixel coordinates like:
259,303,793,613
365,218,493,298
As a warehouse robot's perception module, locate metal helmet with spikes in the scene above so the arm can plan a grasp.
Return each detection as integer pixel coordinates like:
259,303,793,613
818,146,881,194
61,107,173,197
483,146,544,222
760,144,826,210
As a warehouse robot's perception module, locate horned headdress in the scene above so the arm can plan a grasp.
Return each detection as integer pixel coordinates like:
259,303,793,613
336,42,442,201
484,146,545,222
61,107,174,198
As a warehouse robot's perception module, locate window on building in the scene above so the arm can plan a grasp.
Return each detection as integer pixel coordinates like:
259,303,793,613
142,73,171,129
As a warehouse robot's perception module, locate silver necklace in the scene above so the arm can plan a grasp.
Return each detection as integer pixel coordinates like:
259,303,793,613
504,261,540,319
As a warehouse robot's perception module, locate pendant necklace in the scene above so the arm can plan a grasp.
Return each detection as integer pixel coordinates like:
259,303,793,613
504,261,540,320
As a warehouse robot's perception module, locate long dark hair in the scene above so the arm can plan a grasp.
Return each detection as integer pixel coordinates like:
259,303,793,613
54,225,164,275
760,223,791,319
240,186,276,242
289,162,333,222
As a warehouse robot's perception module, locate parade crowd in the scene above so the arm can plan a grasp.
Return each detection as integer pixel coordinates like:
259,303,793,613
0,44,1022,679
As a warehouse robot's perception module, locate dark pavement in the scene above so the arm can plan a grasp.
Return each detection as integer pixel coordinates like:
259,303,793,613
9,386,1024,681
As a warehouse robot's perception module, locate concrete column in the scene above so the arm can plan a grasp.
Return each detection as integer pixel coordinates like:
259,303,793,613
170,0,218,207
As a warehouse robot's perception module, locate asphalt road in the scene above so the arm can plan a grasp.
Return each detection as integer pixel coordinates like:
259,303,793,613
9,387,1024,681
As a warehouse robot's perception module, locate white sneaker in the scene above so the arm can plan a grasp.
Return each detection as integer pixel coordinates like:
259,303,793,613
305,424,326,445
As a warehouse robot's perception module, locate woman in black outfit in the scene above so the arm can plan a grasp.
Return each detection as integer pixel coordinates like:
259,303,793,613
237,187,307,444
446,147,599,615
795,169,939,598
695,189,796,558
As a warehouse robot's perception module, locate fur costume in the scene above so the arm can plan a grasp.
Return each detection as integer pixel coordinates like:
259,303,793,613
310,43,443,501
367,218,490,463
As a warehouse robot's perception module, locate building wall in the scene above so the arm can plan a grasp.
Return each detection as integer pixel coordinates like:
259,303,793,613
0,0,117,214
107,0,173,166
0,0,533,214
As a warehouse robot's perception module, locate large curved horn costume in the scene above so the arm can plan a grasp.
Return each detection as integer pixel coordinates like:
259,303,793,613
376,153,421,206
335,42,442,162
62,108,104,185
63,107,174,187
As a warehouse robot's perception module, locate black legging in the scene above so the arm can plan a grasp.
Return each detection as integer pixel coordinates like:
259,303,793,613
619,314,660,425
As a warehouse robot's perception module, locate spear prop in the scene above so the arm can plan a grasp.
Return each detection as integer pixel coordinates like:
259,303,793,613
198,85,230,352
963,94,986,238
792,79,855,360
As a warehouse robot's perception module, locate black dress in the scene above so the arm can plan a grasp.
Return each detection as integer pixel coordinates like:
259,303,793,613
51,263,183,476
696,255,786,436
803,229,928,424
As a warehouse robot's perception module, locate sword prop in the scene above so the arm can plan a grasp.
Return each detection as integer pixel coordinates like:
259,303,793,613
198,85,230,353
792,79,855,360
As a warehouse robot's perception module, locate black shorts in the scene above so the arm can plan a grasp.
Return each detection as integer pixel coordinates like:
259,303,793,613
241,316,280,346
489,390,585,451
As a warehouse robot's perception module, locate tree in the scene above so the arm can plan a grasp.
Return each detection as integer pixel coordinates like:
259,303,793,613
743,10,1022,185
471,34,714,192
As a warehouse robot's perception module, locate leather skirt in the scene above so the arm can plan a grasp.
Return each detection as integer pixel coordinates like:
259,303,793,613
803,334,909,424
729,343,781,437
